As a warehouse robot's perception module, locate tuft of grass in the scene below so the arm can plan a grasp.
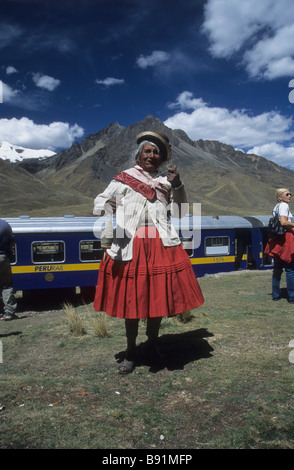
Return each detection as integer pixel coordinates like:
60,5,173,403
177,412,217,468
62,302,86,336
80,301,111,338
174,310,194,323
89,311,110,338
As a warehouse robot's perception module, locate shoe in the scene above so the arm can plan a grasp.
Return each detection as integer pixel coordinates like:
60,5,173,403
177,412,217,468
272,297,281,301
288,299,294,304
1,313,18,321
118,358,135,374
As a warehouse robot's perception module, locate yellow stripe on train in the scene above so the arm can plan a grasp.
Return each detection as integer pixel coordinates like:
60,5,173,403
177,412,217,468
11,255,248,275
191,256,241,265
11,263,100,274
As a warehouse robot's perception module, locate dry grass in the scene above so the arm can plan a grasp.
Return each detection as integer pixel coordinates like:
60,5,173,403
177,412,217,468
62,302,86,336
1,270,294,450
90,312,110,338
62,301,110,338
174,310,195,323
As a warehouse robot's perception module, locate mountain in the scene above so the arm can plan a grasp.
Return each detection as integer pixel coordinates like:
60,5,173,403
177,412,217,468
0,157,94,217
1,115,294,217
0,141,55,163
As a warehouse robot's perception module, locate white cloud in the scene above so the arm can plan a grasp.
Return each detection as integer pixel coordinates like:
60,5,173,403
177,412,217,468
202,0,294,79
95,77,125,87
164,91,294,168
32,73,61,91
2,77,61,110
167,91,206,111
1,81,55,110
6,65,18,75
1,82,21,102
248,143,294,170
0,117,84,151
165,91,293,147
136,50,170,69
244,24,294,79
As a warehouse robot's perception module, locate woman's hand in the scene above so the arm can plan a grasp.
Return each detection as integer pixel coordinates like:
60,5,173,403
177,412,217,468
167,166,182,188
105,197,122,213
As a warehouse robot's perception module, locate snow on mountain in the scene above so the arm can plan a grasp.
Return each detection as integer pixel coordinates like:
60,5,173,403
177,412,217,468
0,141,56,163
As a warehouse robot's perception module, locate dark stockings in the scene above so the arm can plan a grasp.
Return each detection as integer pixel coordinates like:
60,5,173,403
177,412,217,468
125,317,162,360
125,319,139,360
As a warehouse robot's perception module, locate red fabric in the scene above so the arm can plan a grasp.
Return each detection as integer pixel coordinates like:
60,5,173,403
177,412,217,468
264,231,294,264
94,226,204,319
113,172,156,201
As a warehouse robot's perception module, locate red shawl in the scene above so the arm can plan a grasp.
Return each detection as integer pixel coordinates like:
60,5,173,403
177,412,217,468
264,231,294,264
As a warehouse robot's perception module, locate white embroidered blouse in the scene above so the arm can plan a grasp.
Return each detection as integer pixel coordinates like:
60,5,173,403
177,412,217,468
93,166,188,260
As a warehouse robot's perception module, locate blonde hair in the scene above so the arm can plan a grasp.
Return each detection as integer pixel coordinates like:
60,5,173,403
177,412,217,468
275,188,290,199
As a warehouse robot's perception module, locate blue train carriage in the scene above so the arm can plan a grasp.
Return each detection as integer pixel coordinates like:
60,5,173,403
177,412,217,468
4,215,108,298
174,214,272,277
4,213,272,298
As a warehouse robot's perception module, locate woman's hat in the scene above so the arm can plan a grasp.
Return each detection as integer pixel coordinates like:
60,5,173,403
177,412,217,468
136,130,171,161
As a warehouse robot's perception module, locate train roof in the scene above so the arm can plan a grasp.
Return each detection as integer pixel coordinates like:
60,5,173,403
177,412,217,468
3,216,107,233
185,215,253,230
172,214,271,230
243,215,271,227
3,214,271,233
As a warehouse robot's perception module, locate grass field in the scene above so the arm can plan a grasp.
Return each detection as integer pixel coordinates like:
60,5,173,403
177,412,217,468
1,270,294,450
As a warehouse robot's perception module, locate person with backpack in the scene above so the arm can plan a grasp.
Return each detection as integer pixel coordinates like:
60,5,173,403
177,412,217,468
265,188,294,302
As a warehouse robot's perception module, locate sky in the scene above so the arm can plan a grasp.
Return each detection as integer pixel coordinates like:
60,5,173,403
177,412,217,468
1,0,294,169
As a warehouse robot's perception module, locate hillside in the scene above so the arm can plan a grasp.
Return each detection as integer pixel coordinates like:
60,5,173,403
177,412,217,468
0,158,93,217
2,115,294,217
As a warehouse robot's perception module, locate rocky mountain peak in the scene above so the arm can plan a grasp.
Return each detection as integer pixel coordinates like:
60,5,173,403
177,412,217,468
1,114,294,217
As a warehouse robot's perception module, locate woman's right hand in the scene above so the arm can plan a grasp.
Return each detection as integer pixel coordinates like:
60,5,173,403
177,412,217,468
167,166,182,188
105,197,122,213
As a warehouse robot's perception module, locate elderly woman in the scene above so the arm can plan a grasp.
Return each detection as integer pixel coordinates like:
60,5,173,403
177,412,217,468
93,131,204,373
265,188,294,302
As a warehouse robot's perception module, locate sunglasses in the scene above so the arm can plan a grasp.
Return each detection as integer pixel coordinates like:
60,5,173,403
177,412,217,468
286,193,292,196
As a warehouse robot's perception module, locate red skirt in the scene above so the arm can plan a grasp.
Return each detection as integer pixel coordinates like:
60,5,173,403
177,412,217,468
94,226,204,319
264,231,294,264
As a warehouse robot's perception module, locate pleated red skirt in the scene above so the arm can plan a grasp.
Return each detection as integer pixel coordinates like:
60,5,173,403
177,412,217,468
94,226,204,319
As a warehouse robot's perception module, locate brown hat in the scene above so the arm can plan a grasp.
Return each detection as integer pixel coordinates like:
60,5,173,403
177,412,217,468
136,130,171,161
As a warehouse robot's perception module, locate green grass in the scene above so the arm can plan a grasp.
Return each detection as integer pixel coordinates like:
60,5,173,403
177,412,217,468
1,270,294,449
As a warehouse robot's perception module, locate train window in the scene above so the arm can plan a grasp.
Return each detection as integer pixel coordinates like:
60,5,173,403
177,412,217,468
180,237,193,257
32,241,65,263
205,236,230,256
80,240,104,261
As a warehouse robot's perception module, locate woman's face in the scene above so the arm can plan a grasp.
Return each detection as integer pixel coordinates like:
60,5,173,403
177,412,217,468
279,191,292,203
138,144,162,173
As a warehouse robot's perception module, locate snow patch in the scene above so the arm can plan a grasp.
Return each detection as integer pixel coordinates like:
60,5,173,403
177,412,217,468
0,141,56,163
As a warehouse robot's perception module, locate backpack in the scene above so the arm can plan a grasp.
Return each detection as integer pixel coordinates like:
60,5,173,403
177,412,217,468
268,205,286,237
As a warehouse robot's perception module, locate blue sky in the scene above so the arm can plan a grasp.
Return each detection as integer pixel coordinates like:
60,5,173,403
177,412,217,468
1,0,294,169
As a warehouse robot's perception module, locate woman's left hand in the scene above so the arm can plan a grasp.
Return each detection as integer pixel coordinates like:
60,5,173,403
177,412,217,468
167,166,182,188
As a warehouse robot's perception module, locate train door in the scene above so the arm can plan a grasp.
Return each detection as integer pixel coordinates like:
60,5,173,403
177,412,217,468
234,228,250,269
